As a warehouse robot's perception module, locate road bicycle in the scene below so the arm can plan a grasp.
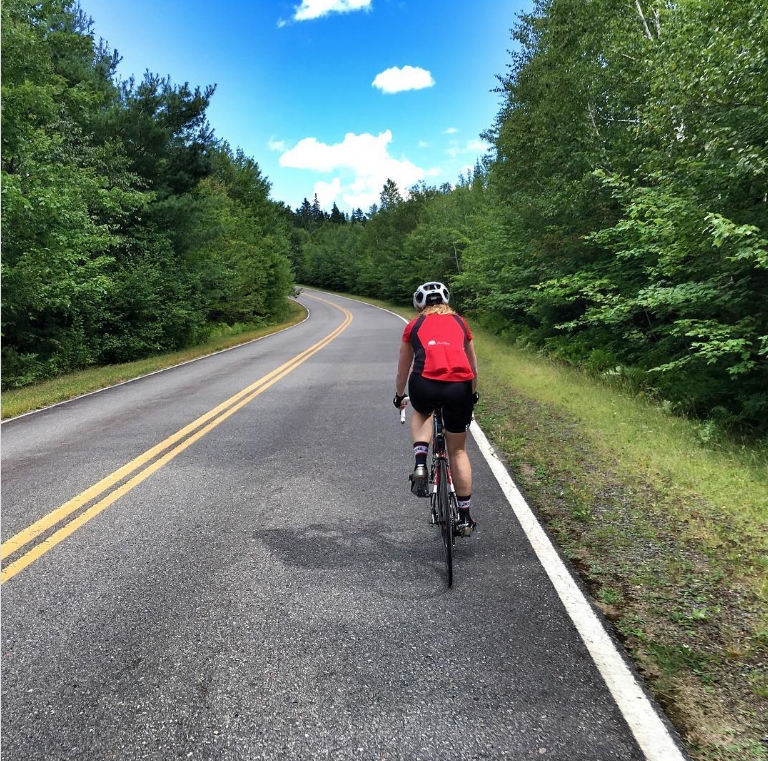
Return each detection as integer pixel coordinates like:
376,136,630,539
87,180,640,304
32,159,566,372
401,398,468,587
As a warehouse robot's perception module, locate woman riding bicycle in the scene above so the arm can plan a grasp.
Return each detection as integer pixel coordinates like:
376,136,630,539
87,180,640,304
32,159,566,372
394,281,479,533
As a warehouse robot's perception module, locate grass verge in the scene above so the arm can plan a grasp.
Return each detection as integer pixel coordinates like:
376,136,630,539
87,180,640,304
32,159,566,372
472,327,767,761
1,300,306,420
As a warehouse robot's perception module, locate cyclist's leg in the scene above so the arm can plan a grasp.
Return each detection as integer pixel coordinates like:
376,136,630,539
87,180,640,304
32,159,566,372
446,430,475,533
407,374,435,496
410,409,432,444
443,381,476,531
442,381,473,494
410,409,432,495
407,373,435,441
445,430,471,495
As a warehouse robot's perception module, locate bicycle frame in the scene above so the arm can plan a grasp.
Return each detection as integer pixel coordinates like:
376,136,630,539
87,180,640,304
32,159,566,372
429,405,457,587
429,409,455,498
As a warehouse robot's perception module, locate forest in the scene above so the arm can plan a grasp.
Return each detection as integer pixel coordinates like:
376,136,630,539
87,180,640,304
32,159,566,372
3,0,767,435
1,0,295,389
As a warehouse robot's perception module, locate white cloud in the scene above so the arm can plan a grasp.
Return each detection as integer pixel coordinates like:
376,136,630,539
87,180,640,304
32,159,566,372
268,137,288,152
465,138,489,152
443,127,459,134
372,66,435,94
446,137,492,158
279,130,427,210
293,0,372,21
314,177,343,208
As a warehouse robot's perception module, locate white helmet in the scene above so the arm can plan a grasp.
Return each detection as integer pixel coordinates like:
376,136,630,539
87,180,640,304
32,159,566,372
413,281,450,311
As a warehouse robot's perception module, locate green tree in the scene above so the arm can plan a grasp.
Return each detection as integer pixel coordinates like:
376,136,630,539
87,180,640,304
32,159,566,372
2,0,295,387
108,73,216,197
329,202,346,224
1,0,144,382
478,0,768,429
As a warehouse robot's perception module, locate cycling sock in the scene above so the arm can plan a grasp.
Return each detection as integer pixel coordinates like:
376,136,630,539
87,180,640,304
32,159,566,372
413,442,429,468
457,495,472,511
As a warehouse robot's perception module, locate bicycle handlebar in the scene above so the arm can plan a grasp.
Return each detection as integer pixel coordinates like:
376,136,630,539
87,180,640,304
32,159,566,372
399,395,410,424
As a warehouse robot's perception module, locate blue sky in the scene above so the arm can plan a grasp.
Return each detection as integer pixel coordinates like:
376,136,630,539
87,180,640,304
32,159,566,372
80,0,531,214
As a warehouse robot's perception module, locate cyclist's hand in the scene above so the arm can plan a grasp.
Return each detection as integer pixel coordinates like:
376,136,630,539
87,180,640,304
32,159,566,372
393,393,407,409
472,391,480,407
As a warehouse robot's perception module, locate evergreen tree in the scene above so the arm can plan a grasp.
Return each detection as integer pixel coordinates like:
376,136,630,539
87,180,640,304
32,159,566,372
329,202,346,224
379,179,402,209
295,198,313,230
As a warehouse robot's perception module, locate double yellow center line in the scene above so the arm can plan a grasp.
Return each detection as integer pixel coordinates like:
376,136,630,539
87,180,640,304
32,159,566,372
1,297,352,584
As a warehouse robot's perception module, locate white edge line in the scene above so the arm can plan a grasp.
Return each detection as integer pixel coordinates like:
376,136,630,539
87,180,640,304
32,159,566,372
469,422,687,761
2,300,310,424
342,290,688,761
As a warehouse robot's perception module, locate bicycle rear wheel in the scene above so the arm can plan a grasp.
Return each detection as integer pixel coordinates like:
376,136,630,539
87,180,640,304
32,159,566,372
437,459,453,587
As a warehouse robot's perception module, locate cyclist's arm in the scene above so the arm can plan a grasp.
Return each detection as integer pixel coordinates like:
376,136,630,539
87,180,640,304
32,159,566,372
466,339,479,394
396,342,414,397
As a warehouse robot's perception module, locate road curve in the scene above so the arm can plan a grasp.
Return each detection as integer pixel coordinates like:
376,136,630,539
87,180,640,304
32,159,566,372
1,290,686,760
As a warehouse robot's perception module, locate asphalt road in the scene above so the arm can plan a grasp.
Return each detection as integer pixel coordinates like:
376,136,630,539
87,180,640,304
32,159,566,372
1,290,686,760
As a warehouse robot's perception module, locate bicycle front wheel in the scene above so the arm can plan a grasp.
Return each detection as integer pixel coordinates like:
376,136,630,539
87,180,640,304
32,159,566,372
437,460,453,587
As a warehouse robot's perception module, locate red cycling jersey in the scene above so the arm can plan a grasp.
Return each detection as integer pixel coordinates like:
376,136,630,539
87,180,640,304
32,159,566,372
402,312,474,382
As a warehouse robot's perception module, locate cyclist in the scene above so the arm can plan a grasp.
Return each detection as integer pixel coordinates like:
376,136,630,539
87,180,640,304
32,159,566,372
393,281,479,533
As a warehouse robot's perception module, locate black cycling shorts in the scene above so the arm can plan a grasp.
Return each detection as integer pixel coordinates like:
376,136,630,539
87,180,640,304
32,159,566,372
408,373,473,433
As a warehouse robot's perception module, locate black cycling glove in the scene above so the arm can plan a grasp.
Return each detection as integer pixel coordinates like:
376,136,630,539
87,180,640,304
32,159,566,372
393,393,406,409
472,391,480,406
